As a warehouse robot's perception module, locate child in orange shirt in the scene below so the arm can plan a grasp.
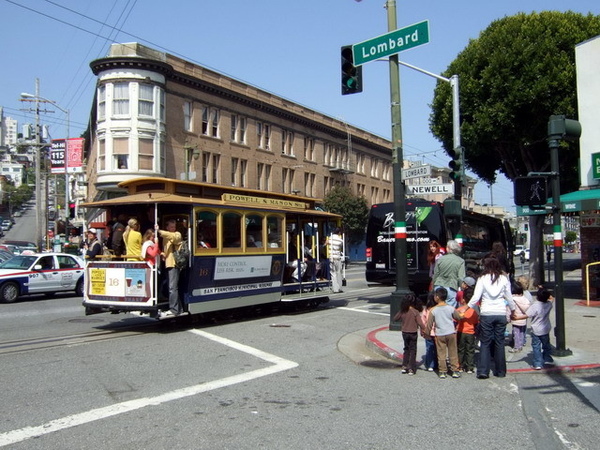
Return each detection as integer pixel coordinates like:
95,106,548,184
456,282,478,373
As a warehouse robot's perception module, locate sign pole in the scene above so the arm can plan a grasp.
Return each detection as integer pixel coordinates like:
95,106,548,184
387,0,412,331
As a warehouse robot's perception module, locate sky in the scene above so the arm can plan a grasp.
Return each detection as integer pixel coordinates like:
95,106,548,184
1,0,599,213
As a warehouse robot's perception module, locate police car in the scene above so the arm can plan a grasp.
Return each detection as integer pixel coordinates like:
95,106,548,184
0,252,85,303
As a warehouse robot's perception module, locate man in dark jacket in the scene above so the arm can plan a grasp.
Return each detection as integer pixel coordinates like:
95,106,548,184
111,221,126,257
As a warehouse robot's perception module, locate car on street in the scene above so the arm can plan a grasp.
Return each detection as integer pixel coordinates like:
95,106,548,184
1,240,38,254
0,252,85,303
1,220,11,232
520,248,530,261
0,250,14,263
513,245,525,257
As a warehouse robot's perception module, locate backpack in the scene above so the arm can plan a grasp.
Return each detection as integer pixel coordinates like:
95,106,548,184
173,244,189,269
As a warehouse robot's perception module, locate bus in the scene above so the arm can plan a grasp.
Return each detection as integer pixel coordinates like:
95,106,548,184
81,178,341,318
365,200,512,294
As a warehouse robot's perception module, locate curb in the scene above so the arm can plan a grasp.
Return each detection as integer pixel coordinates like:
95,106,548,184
365,325,600,374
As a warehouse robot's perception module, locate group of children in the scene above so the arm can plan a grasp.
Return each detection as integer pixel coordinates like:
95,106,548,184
396,276,555,377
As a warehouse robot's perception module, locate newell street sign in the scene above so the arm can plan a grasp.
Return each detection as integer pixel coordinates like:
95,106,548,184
352,20,430,66
406,183,453,196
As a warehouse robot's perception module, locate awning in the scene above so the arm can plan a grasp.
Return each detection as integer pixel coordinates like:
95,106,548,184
559,189,600,213
517,188,600,215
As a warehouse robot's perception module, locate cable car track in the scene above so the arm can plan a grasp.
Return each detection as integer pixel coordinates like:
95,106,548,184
0,322,160,356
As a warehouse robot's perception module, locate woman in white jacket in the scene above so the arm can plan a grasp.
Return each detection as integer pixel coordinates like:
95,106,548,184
467,257,517,379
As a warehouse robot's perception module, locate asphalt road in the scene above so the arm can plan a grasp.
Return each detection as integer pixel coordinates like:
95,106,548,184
0,261,598,449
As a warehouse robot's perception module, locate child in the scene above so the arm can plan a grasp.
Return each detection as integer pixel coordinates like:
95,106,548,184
425,287,462,379
514,287,554,370
456,285,478,374
421,292,438,372
393,293,425,375
508,281,529,353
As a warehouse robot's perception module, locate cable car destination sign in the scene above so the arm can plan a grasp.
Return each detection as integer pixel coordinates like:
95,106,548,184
352,20,430,66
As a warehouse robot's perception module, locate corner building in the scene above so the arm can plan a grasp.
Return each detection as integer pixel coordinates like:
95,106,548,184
86,42,393,205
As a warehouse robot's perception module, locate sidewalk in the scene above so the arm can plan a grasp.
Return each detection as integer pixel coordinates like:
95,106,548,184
365,268,600,374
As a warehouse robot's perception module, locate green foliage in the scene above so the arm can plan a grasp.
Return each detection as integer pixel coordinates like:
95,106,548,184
322,185,368,244
430,11,600,192
565,230,578,244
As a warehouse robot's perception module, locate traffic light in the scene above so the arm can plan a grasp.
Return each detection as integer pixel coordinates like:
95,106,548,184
341,45,362,95
514,176,548,206
548,115,581,141
448,146,463,181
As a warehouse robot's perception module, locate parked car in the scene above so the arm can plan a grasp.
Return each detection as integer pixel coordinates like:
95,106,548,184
520,248,530,262
1,220,11,232
513,245,525,257
0,250,14,263
0,252,85,303
1,241,38,254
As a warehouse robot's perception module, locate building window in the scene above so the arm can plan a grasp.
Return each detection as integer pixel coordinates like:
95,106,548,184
370,186,379,205
231,114,247,144
303,136,314,161
370,158,379,178
240,159,247,188
139,138,154,170
98,138,105,171
201,152,209,182
257,162,271,190
282,168,295,194
98,85,106,120
184,101,193,132
159,90,165,122
202,106,220,137
356,154,365,175
304,173,316,197
211,154,220,184
138,84,154,117
281,129,294,156
257,122,271,150
113,82,130,116
113,138,129,170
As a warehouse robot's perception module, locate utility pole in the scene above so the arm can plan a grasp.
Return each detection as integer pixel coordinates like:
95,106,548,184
386,0,412,330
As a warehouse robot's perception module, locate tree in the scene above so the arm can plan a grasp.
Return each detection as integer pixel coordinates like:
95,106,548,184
323,185,368,245
429,11,600,285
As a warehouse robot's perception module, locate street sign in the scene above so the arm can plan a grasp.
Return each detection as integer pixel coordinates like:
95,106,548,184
593,152,600,179
406,183,453,196
401,164,431,180
352,20,430,66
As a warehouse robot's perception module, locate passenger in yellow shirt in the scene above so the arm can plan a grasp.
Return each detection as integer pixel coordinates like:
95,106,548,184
123,218,142,260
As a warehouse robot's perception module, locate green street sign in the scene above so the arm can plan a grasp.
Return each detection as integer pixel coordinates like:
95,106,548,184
352,20,429,66
593,152,600,179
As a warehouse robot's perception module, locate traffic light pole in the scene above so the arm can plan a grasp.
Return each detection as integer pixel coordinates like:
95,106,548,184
386,0,412,331
547,115,581,356
547,134,570,356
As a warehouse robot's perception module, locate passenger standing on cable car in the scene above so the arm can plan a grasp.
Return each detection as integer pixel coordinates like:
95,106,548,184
84,228,102,260
156,220,183,317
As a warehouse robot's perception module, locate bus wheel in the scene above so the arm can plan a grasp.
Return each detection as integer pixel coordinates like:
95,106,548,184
0,282,19,303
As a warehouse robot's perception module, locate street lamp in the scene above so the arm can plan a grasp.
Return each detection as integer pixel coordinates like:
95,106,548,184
21,86,70,246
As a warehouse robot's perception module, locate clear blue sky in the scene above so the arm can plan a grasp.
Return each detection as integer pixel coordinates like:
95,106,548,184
2,0,599,211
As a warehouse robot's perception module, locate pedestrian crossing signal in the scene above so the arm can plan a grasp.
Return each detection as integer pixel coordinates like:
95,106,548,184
514,176,548,206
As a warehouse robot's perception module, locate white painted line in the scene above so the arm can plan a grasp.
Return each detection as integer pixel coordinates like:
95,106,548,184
0,330,298,448
338,306,389,316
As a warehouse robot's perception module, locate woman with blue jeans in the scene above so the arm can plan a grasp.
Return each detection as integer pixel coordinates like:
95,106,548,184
466,257,516,379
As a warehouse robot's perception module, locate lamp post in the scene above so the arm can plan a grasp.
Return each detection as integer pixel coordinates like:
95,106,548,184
21,87,70,244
